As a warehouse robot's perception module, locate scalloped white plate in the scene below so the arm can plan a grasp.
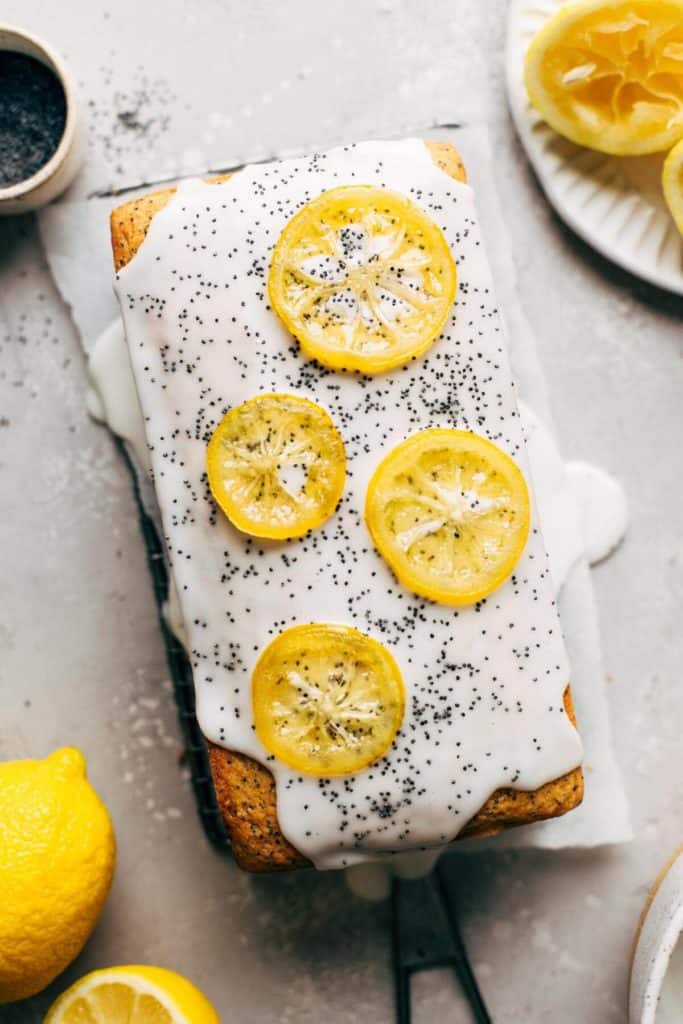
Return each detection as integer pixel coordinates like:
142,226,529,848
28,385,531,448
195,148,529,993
506,0,683,295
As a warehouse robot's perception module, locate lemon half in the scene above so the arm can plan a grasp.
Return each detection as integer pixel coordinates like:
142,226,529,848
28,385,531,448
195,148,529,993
207,393,346,539
44,966,219,1024
268,185,457,373
525,0,683,155
365,429,531,606
662,137,683,233
252,623,405,776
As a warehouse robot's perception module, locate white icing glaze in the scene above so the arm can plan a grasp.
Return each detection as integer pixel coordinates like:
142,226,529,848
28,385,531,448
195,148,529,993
345,860,393,902
345,848,442,901
566,460,628,566
87,319,150,472
112,139,583,869
86,327,617,605
88,310,626,891
519,402,584,589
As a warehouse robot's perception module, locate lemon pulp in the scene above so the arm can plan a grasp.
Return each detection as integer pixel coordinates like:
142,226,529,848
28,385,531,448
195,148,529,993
207,393,346,539
252,623,405,776
525,0,683,155
365,428,531,606
44,965,219,1024
268,184,457,373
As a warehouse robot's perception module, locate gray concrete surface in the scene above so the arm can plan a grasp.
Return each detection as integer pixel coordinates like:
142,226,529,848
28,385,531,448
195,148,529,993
0,2,681,1021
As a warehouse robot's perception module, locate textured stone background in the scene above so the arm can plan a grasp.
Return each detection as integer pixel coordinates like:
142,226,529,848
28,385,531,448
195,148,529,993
0,2,681,1021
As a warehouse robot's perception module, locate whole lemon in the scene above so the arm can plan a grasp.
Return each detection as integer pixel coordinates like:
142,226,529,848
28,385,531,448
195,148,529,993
0,748,116,1003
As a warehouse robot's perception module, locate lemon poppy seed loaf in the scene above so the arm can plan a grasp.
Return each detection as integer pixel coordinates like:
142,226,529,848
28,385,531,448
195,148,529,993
110,141,583,872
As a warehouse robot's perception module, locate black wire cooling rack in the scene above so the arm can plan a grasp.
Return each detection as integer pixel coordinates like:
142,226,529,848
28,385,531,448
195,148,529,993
119,436,493,1022
117,439,231,851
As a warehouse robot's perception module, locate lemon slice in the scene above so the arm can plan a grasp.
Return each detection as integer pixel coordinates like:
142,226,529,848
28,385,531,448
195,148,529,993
207,393,346,539
44,966,219,1024
524,0,683,155
268,185,457,373
252,624,405,776
662,138,683,234
365,429,531,606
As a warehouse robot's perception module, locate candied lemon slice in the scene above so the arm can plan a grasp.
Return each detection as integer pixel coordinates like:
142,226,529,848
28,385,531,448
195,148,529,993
268,185,457,373
365,429,531,606
662,137,683,234
252,624,405,776
524,0,683,155
206,393,346,539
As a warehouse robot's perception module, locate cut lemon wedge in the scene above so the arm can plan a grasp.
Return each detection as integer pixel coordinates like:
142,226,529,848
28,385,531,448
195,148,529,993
662,137,683,234
44,966,219,1024
524,0,683,155
268,185,457,373
207,393,346,539
252,624,405,776
365,429,531,606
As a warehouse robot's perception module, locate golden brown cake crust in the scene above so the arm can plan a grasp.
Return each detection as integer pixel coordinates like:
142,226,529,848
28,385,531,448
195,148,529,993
111,141,583,873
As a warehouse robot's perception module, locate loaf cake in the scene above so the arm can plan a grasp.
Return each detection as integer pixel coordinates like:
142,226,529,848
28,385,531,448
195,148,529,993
111,139,583,872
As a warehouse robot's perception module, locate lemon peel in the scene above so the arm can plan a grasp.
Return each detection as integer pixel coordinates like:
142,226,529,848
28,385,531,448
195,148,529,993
662,137,683,234
44,965,219,1024
0,748,115,1003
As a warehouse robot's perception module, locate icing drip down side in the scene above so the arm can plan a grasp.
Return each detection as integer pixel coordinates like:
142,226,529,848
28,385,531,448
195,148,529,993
114,139,583,869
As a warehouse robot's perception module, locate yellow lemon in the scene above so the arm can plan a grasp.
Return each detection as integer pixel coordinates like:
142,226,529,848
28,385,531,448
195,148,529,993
268,184,457,373
662,137,683,234
524,0,683,155
207,392,346,539
44,965,219,1024
252,623,405,776
0,748,115,1003
365,429,531,606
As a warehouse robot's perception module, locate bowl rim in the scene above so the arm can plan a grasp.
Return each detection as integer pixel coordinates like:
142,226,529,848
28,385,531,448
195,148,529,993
0,23,80,201
630,845,683,1024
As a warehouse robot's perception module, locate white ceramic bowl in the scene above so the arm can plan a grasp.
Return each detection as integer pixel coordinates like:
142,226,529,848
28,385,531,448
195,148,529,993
0,24,84,215
630,846,683,1024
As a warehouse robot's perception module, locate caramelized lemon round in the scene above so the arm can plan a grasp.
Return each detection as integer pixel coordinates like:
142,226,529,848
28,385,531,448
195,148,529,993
524,0,683,155
252,624,405,776
207,393,346,539
365,428,531,606
268,185,457,373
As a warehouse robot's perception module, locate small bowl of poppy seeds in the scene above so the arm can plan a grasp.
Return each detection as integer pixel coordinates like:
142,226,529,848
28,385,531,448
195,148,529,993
0,24,83,214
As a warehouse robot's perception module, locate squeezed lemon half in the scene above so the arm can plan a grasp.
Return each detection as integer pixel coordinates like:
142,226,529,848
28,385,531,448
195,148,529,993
365,429,531,606
268,185,457,373
252,624,405,776
207,393,346,539
44,965,219,1024
524,0,683,155
662,137,683,234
